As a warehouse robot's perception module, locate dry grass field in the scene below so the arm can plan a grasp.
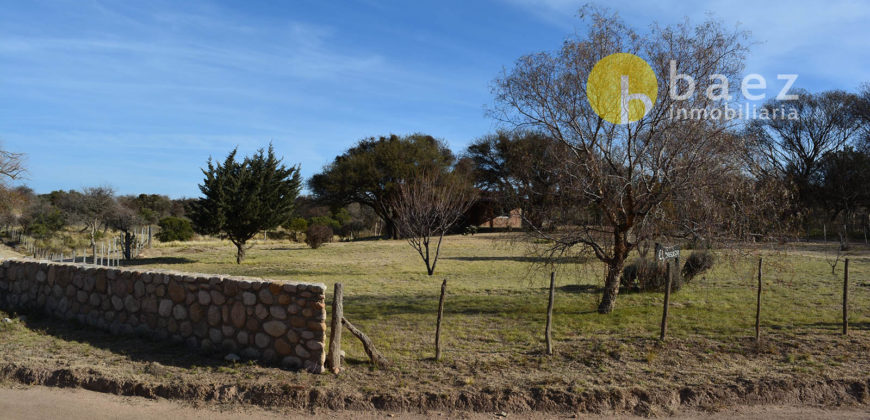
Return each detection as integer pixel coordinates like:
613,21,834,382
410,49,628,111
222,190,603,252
2,233,870,414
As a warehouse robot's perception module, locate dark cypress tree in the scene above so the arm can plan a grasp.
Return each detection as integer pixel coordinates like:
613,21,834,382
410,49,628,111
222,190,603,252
192,145,301,263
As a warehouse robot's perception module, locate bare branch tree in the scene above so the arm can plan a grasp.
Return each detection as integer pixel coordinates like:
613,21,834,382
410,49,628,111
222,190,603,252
391,171,476,276
0,149,25,183
490,7,761,313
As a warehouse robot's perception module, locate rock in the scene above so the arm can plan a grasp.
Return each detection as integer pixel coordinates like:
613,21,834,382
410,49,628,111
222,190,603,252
209,328,223,344
168,281,186,303
223,281,239,297
241,292,256,306
274,338,293,356
281,356,302,369
179,321,193,337
172,304,187,320
258,288,274,305
197,290,211,305
294,344,310,359
305,340,323,351
210,290,226,305
255,333,271,348
141,297,158,313
124,295,141,312
236,331,249,346
255,304,268,320
224,353,241,362
1,318,11,323
133,280,145,297
158,299,173,317
111,295,124,311
263,320,287,337
207,305,221,326
240,347,260,360
189,303,204,323
269,305,287,320
230,302,246,329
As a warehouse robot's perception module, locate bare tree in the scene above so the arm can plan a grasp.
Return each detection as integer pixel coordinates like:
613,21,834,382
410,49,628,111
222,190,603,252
61,187,115,262
391,171,475,276
490,8,755,313
107,202,143,260
746,89,861,209
0,149,25,182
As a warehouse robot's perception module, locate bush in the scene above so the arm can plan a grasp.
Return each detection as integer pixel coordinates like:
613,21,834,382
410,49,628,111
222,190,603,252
309,216,340,230
622,257,683,293
682,251,715,282
305,224,333,249
156,217,195,242
285,217,308,242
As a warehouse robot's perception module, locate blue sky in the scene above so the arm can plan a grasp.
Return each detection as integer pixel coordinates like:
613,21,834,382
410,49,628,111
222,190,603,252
2,0,868,198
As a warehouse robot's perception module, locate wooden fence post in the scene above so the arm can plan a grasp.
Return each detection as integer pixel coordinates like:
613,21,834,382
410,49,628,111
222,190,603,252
545,271,555,355
327,283,343,373
660,261,672,341
756,257,762,342
435,279,447,361
843,258,849,336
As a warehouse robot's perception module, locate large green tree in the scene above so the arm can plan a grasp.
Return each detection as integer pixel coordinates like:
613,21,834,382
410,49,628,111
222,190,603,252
191,145,301,263
465,131,565,229
309,134,454,239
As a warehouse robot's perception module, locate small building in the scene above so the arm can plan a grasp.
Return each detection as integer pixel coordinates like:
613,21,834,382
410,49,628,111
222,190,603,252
479,208,522,229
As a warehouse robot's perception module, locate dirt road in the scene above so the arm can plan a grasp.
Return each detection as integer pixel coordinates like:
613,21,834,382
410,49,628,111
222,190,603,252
1,385,868,419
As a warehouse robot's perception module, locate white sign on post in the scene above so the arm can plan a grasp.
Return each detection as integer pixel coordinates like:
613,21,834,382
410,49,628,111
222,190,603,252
655,243,680,261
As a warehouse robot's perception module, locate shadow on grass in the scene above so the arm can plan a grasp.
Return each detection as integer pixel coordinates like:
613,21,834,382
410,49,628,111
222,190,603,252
801,321,870,331
121,257,197,266
557,284,601,294
443,256,578,264
15,311,230,370
341,291,597,320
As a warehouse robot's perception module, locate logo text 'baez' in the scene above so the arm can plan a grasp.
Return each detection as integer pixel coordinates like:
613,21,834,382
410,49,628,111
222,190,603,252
586,52,799,124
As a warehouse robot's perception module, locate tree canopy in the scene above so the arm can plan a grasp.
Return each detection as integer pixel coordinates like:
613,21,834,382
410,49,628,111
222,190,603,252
309,133,454,239
191,145,301,263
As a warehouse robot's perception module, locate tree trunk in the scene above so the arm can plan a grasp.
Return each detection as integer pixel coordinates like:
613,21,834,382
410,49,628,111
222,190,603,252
384,218,399,240
598,259,626,313
545,271,555,355
90,226,97,265
235,241,246,264
598,231,629,314
122,231,134,260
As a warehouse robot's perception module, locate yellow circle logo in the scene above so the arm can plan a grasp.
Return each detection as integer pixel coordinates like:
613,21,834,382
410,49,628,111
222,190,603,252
586,53,658,124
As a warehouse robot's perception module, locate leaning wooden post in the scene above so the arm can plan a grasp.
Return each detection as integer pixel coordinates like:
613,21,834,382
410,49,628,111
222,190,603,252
341,317,389,368
545,271,556,355
327,283,343,373
756,257,762,342
435,279,447,361
660,261,672,341
843,258,849,336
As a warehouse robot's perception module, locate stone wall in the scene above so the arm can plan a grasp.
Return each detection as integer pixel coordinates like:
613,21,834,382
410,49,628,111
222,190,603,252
0,259,326,373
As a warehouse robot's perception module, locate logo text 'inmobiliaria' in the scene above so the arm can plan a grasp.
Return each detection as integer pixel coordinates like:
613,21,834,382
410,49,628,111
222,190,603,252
586,52,799,124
